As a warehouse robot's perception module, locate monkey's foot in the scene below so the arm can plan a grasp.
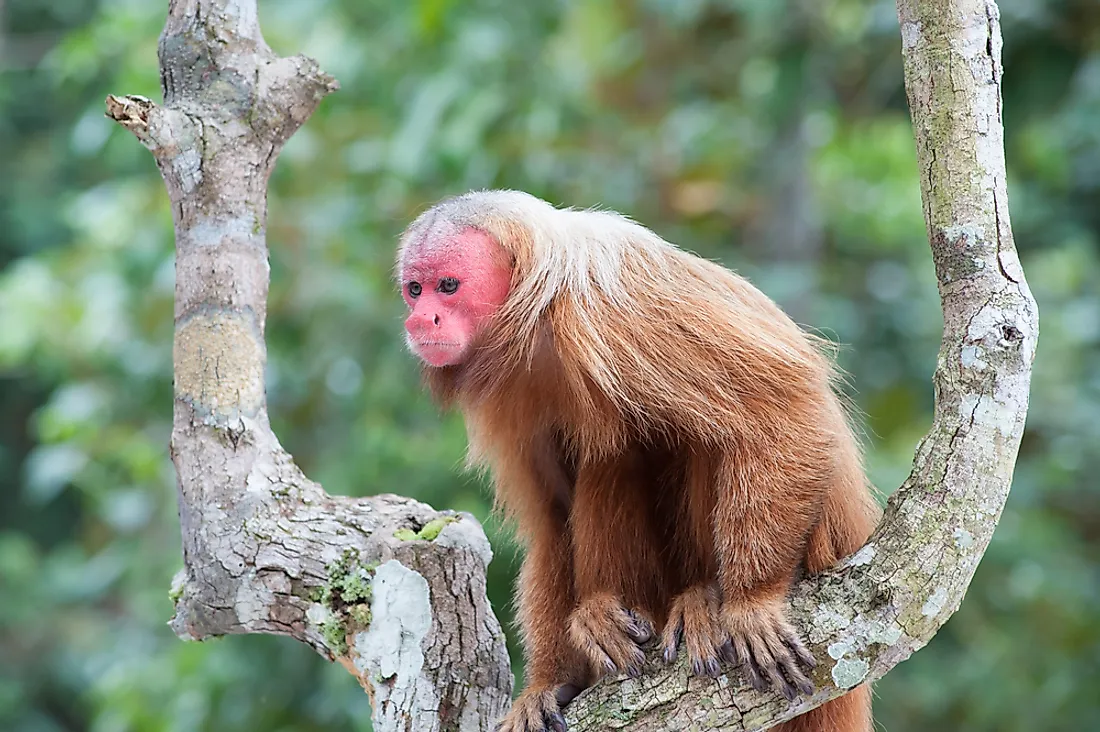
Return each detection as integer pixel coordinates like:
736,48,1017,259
494,687,567,732
568,593,653,678
661,583,735,678
722,596,817,701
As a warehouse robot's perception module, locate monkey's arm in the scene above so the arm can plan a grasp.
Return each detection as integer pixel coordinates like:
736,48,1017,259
492,444,588,732
659,419,829,699
514,517,585,690
565,452,664,679
497,515,587,732
710,421,832,699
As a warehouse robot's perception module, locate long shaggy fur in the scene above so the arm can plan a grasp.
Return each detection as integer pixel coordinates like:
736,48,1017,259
400,190,880,731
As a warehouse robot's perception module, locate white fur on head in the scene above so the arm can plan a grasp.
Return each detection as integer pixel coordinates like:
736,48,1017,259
398,190,677,316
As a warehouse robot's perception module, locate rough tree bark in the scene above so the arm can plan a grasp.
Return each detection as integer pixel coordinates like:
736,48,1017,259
106,0,1036,730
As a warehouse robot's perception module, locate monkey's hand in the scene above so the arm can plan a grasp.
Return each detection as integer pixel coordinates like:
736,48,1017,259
567,593,654,679
722,595,817,701
494,686,567,732
661,583,735,677
662,587,816,701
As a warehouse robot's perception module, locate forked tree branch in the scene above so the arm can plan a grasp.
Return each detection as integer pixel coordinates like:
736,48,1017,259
108,0,1036,730
106,3,511,731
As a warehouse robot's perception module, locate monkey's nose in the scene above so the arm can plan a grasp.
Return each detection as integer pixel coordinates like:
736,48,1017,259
405,311,441,336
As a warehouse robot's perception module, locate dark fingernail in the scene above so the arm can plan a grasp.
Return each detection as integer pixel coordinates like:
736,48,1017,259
719,640,737,664
549,712,568,732
780,682,798,702
704,657,720,678
662,644,677,664
691,658,705,676
797,678,815,696
603,659,617,675
627,664,642,679
625,613,653,643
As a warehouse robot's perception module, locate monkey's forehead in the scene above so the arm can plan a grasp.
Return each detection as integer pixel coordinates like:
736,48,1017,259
401,190,552,246
398,228,508,279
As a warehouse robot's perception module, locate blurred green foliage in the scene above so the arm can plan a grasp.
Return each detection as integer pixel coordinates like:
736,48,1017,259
1,0,1098,730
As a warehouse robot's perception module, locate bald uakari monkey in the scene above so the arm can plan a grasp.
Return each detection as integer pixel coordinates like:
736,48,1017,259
397,190,880,732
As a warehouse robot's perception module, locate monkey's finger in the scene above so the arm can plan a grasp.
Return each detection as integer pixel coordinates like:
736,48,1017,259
526,691,566,732
661,612,684,663
570,614,619,676
585,645,618,677
623,609,654,644
585,618,633,676
719,639,739,666
771,672,800,703
776,652,816,697
622,637,647,678
523,698,545,731
733,636,767,691
779,627,818,670
749,636,798,702
603,611,647,673
682,606,724,678
544,709,568,732
691,655,721,678
589,603,646,669
761,632,813,700
594,647,618,676
685,632,721,678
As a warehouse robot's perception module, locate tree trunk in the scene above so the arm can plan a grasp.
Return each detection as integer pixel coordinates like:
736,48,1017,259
107,0,1036,730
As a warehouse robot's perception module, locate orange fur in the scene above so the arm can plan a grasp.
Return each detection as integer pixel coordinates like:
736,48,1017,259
400,191,881,732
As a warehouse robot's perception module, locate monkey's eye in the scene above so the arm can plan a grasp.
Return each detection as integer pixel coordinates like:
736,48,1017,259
438,277,460,295
407,281,422,298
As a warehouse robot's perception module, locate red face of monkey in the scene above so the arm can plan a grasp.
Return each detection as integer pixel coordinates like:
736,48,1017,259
401,228,512,367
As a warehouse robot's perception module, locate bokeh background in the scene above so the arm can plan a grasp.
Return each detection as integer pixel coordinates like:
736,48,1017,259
2,0,1098,730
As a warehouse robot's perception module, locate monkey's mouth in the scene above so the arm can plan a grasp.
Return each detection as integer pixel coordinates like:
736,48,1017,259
409,340,465,367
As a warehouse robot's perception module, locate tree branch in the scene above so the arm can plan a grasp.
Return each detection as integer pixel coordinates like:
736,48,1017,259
561,1,1038,728
106,2,511,731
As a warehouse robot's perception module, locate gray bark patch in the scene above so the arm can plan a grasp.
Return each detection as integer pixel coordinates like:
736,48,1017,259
354,561,436,731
